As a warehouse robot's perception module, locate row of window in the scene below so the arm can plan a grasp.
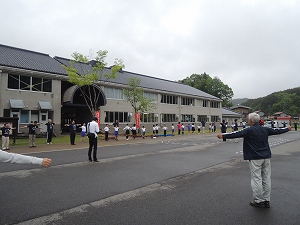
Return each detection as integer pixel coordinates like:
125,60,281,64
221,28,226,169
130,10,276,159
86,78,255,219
161,95,178,104
104,87,158,103
7,109,49,123
6,77,220,108
8,74,52,92
104,111,221,123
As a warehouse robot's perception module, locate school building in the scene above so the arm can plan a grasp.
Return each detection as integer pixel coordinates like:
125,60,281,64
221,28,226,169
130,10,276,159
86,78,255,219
0,44,224,134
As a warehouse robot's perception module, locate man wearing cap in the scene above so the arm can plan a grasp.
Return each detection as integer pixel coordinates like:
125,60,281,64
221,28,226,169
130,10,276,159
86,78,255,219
87,117,100,162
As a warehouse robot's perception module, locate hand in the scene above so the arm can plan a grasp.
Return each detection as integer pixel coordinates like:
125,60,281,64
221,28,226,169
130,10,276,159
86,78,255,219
217,134,223,139
287,126,292,131
42,158,52,167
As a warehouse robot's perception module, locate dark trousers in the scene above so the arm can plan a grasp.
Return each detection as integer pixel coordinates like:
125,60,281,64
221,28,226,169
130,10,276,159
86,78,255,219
88,137,98,161
47,131,53,143
70,132,76,144
164,130,166,137
222,130,226,141
105,131,109,141
178,129,181,135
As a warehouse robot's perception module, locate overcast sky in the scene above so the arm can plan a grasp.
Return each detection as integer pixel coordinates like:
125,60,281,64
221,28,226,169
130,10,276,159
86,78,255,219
1,0,299,99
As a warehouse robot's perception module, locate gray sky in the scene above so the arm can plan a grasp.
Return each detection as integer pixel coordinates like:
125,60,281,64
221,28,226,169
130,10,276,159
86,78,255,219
1,0,299,99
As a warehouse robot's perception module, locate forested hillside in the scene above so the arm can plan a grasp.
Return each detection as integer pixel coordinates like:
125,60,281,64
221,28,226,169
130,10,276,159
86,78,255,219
241,87,300,116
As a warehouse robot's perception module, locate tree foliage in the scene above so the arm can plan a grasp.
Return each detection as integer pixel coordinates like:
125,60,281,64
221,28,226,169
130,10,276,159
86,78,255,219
241,87,300,116
178,73,234,107
63,50,124,116
123,77,156,114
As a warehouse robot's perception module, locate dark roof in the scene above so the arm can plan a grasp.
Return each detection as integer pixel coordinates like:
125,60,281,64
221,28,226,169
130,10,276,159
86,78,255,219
231,105,251,110
0,44,220,100
0,44,67,75
222,108,243,117
54,57,220,100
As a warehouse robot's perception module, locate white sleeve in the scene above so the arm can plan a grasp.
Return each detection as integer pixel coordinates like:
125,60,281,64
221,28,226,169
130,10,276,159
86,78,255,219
0,150,43,165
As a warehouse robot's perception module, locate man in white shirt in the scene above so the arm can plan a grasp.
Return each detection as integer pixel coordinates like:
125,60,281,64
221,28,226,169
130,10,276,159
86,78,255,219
87,117,100,162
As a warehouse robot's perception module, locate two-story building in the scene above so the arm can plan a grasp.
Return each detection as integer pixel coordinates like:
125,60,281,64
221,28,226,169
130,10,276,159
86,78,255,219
0,44,223,134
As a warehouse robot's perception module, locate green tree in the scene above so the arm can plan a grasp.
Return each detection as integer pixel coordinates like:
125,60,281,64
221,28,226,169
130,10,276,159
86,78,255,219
179,73,234,107
123,77,156,116
242,87,300,116
63,50,124,116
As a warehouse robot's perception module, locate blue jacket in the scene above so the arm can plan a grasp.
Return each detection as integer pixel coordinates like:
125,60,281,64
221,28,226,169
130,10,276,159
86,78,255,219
222,123,289,160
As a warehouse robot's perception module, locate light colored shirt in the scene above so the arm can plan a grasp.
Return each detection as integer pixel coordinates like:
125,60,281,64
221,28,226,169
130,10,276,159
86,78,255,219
123,126,131,130
81,126,86,132
0,150,43,165
104,126,109,132
88,121,100,138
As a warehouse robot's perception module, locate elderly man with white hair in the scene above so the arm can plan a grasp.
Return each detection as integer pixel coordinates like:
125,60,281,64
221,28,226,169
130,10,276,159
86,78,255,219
217,112,291,208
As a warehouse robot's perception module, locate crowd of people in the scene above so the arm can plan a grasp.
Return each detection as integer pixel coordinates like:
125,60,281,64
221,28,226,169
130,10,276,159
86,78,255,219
0,113,294,209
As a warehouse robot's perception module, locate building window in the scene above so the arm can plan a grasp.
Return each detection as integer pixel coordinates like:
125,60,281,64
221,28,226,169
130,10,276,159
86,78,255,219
141,113,158,123
203,100,209,107
210,101,220,108
31,110,39,122
181,114,195,122
161,114,176,122
161,95,178,104
211,115,219,122
20,110,29,123
8,74,52,92
105,111,129,123
144,92,158,103
104,87,124,100
198,115,208,122
181,97,194,106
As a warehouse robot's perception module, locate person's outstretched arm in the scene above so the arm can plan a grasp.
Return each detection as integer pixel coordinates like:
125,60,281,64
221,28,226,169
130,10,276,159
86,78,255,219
0,150,52,167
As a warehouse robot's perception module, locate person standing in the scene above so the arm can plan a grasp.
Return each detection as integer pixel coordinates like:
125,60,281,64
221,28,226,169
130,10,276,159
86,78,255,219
233,119,239,143
217,113,291,208
191,123,195,134
242,121,247,129
219,120,227,142
132,124,137,139
80,123,87,143
163,124,168,137
123,124,131,141
201,121,206,133
70,120,77,145
45,119,55,144
114,126,119,141
187,124,191,134
113,119,119,128
155,124,159,137
234,119,239,132
294,121,298,131
104,124,109,141
26,121,39,148
177,122,181,135
197,124,201,134
1,123,13,150
171,124,175,136
181,123,185,135
141,126,146,139
87,117,100,162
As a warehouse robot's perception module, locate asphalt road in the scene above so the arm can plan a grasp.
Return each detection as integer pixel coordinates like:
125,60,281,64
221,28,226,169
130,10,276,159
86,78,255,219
1,132,300,225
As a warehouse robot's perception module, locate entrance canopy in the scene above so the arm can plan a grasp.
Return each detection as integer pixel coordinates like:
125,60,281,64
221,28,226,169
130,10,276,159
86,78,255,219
63,84,106,107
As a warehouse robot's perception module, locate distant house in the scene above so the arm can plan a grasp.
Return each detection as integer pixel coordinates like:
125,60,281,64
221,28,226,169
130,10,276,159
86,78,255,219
230,105,251,120
222,108,243,125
